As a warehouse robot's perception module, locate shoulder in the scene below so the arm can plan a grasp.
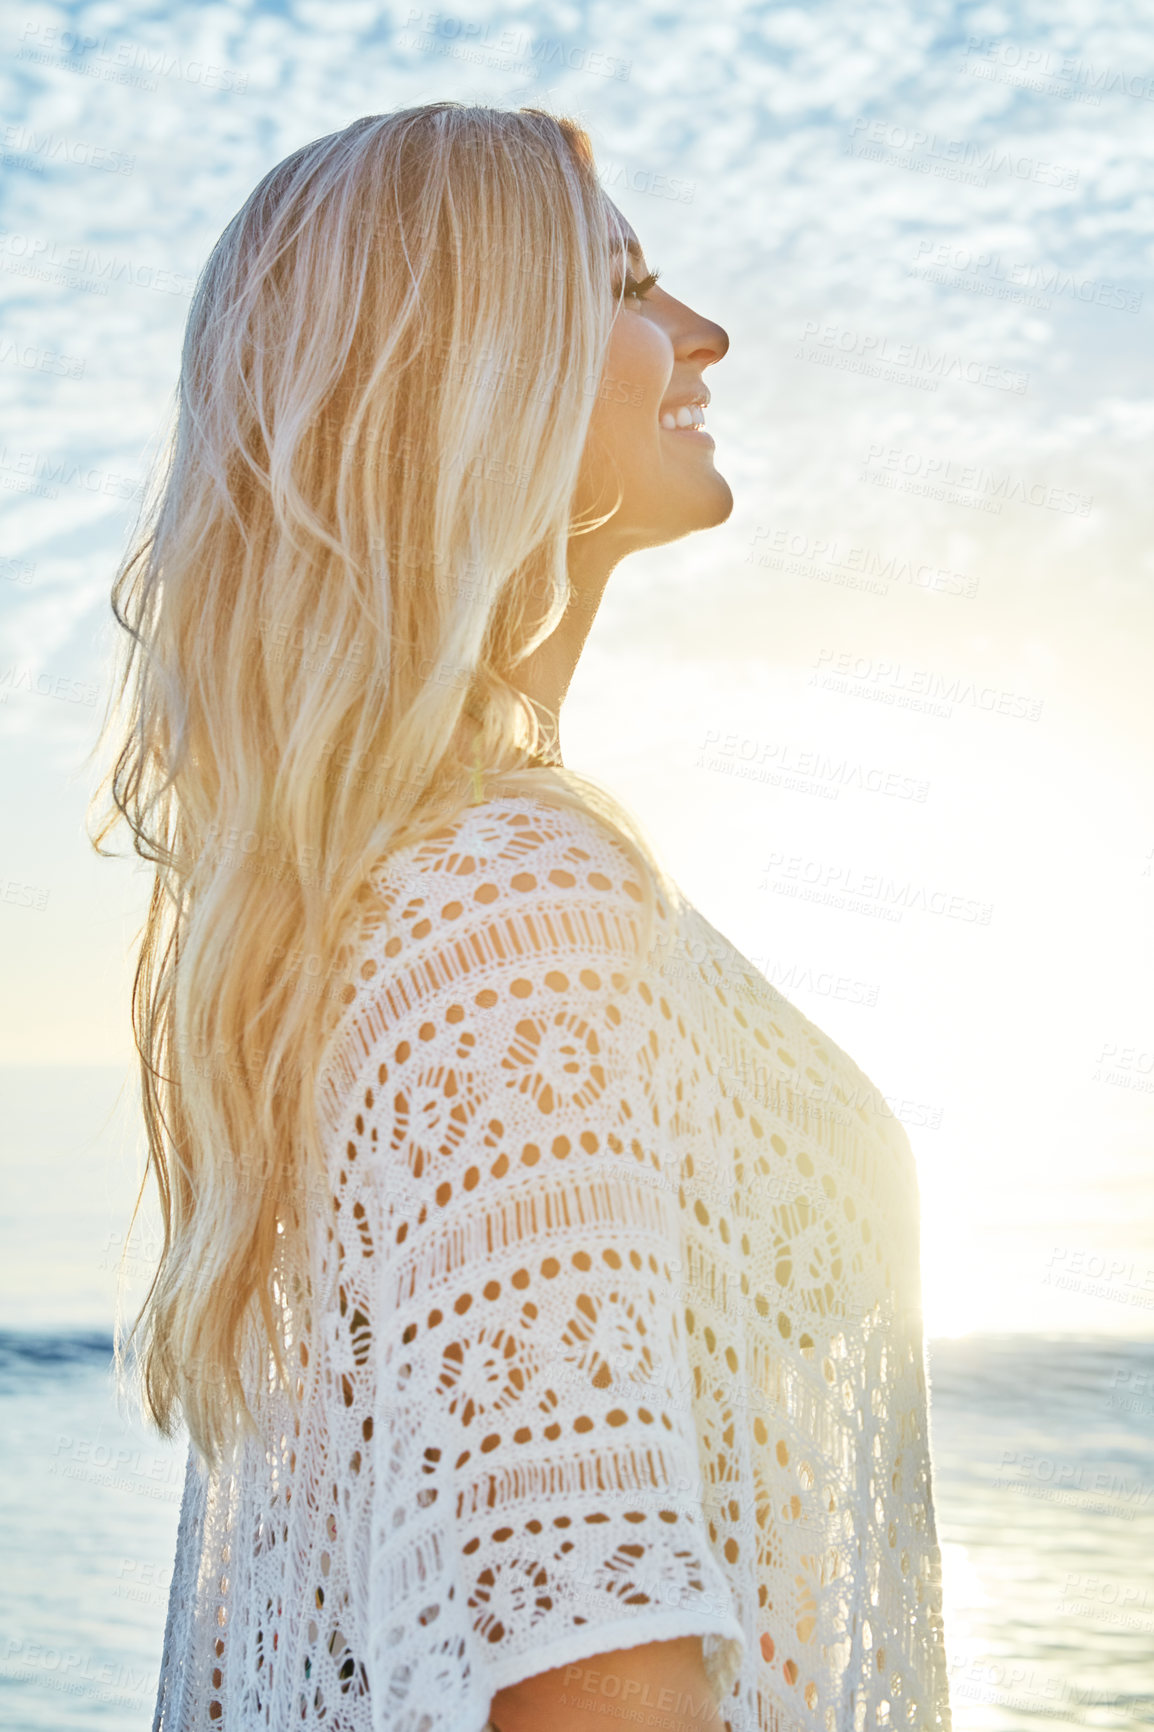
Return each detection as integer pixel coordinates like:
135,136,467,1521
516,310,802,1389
361,791,672,961
316,794,704,1174
318,793,680,1117
369,791,649,895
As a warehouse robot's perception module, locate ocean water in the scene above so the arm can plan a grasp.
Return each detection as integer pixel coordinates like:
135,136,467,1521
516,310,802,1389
0,1332,184,1731
0,1329,1151,1731
927,1334,1154,1731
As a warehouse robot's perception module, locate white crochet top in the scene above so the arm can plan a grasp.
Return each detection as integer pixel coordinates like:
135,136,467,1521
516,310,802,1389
151,791,952,1732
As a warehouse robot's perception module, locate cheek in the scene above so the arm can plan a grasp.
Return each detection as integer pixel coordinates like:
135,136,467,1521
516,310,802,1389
597,315,668,429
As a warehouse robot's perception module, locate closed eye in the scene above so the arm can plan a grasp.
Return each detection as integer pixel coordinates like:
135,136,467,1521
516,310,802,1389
617,267,662,305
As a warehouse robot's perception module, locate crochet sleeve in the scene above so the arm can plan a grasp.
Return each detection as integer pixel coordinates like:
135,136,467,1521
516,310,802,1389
330,814,746,1732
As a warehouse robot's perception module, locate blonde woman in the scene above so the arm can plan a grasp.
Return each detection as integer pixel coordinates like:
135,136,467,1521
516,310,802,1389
90,104,952,1732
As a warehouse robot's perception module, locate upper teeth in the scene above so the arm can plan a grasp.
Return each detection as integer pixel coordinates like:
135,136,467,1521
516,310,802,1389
660,404,706,430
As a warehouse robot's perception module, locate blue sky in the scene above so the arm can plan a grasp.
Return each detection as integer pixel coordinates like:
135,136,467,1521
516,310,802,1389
1,0,1152,1339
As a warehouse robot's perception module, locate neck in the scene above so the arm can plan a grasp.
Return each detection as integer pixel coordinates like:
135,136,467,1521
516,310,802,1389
515,530,626,767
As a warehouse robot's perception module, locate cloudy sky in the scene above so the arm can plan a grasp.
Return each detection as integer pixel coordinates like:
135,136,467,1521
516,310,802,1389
1,0,1152,1341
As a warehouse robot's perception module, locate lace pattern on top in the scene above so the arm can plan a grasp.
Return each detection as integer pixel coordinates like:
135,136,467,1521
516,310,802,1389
150,792,952,1732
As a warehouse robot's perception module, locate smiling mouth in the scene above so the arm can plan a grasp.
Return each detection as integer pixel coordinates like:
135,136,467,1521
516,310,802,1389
659,405,707,432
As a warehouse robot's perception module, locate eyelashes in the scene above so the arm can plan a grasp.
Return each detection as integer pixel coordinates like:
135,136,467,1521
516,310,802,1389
616,266,662,304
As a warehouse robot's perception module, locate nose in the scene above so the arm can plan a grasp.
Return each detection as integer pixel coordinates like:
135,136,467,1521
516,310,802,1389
671,303,728,370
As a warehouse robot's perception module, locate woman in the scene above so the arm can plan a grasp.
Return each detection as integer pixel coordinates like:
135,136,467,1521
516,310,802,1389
90,103,952,1731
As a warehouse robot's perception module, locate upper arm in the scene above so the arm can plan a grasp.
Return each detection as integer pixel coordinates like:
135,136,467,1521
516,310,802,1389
489,1635,727,1732
327,798,745,1728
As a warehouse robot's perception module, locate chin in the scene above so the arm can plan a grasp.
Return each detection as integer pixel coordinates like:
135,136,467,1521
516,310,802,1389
701,469,734,525
638,484,733,554
670,465,734,537
602,463,736,554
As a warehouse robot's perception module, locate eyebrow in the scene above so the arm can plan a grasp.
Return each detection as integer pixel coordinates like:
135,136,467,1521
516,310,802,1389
607,228,643,265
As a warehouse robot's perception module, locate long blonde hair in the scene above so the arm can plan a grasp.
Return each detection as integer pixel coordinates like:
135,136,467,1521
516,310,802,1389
87,102,680,1469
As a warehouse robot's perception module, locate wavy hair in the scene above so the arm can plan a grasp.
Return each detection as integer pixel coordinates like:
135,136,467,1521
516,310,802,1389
86,102,681,1468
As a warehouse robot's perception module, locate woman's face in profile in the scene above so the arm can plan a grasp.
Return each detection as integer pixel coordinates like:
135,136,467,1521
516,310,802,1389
576,202,732,553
